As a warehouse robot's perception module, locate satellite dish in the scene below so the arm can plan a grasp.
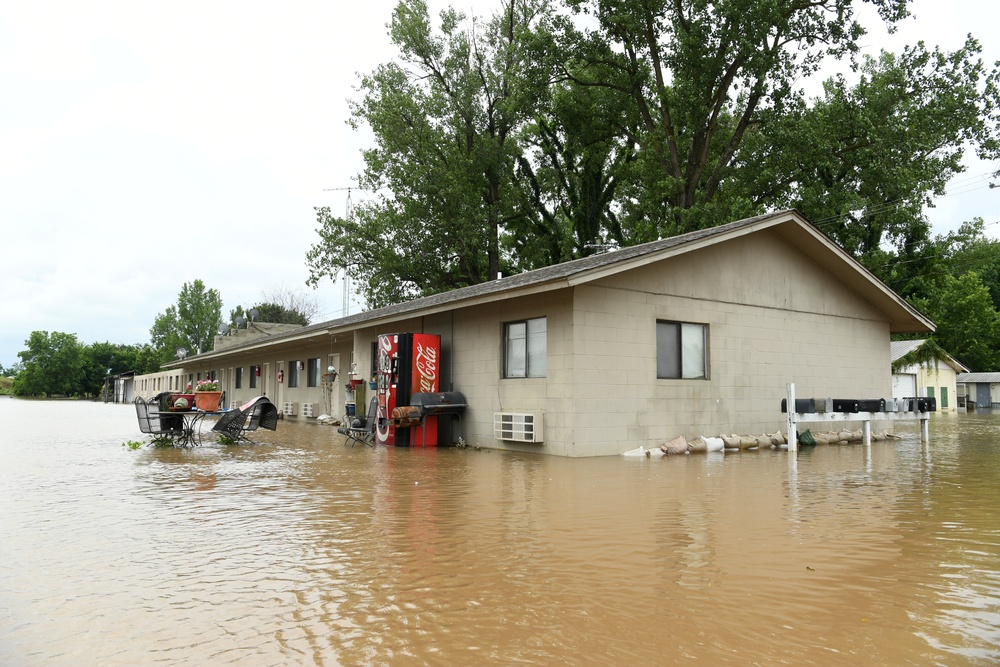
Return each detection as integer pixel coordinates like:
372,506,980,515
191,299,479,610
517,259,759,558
248,308,260,322
176,347,188,359
234,315,247,328
217,324,228,335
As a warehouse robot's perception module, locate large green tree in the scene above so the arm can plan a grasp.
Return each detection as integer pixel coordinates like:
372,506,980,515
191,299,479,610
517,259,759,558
80,342,163,396
12,331,85,397
150,280,223,361
735,38,1000,257
308,0,999,309
307,0,556,308
910,271,1000,372
560,0,999,241
884,219,1000,371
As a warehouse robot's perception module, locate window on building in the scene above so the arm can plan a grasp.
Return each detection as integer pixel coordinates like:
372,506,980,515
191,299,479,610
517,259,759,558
250,367,258,389
289,361,300,388
504,317,547,378
235,367,243,389
656,320,707,379
307,358,320,387
210,370,217,382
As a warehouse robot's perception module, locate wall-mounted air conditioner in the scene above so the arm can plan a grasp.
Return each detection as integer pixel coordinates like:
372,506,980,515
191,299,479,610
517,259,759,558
493,412,543,443
282,402,297,416
229,400,239,410
301,403,315,418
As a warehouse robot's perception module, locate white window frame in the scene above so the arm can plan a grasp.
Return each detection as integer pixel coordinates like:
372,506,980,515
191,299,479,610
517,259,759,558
504,317,547,378
656,320,708,380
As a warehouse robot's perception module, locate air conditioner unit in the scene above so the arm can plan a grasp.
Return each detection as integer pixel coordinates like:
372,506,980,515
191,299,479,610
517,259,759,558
282,402,297,416
229,400,239,410
494,412,543,443
301,403,315,418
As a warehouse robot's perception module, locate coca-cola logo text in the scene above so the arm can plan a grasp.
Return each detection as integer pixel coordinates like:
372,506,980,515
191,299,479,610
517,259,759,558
415,342,438,393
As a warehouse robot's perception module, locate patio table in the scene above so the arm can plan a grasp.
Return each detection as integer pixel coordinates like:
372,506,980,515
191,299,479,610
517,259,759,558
151,408,225,447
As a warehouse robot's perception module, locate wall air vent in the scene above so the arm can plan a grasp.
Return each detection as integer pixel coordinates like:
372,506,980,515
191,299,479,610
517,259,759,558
282,402,297,416
493,412,543,443
301,403,315,418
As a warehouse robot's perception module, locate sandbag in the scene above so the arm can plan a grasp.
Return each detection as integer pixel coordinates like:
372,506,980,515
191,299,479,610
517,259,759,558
622,445,650,458
661,434,689,455
702,436,725,452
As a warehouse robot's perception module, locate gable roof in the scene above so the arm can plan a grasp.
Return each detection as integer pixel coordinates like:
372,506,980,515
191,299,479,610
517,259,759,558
891,339,969,373
169,209,934,366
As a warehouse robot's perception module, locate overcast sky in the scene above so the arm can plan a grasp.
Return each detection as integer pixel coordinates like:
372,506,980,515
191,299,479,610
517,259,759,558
2,0,998,369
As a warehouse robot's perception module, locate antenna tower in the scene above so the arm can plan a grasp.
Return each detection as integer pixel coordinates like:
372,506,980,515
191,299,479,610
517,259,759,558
323,186,356,316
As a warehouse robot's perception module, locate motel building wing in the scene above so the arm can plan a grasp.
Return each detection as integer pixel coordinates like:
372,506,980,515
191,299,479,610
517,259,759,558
134,210,934,457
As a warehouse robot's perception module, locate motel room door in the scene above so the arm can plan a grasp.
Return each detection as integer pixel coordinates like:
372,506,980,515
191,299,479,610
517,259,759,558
977,383,992,409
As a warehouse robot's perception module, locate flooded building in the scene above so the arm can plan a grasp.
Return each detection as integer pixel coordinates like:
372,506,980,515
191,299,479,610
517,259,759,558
956,372,1000,412
891,339,968,412
134,210,933,456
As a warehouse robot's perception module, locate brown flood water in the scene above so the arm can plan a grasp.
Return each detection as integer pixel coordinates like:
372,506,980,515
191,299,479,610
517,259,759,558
1,398,998,666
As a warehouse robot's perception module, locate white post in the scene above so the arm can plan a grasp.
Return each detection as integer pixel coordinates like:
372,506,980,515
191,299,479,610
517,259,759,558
920,416,930,442
862,419,871,446
786,383,797,452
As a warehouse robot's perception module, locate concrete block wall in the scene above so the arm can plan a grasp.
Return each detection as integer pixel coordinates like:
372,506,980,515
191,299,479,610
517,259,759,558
570,230,894,455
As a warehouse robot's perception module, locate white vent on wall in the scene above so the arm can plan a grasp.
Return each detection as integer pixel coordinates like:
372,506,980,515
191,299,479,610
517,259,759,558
494,412,544,443
282,402,297,416
301,403,315,418
230,400,239,410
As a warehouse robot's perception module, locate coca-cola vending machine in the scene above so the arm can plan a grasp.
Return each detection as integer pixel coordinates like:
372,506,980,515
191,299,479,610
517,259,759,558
375,332,441,446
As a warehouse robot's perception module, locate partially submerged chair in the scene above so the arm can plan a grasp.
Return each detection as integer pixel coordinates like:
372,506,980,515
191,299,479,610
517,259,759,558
211,396,279,443
337,397,378,447
134,397,183,441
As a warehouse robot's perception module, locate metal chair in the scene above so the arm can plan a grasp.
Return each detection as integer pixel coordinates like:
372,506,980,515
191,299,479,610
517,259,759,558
211,396,279,443
134,397,183,441
337,397,378,447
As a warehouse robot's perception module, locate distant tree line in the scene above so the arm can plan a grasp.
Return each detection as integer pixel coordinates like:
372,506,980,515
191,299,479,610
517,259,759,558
8,281,318,398
9,332,161,398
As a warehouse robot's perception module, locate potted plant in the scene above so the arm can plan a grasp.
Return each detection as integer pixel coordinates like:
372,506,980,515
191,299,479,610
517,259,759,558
192,379,223,411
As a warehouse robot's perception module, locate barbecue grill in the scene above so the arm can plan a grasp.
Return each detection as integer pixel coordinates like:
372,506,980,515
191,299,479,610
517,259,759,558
390,392,468,442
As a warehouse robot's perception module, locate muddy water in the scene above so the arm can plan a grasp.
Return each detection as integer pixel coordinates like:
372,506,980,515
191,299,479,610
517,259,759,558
1,398,997,666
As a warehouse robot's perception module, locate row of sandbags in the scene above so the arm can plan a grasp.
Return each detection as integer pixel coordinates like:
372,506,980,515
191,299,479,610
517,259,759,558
621,430,900,457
